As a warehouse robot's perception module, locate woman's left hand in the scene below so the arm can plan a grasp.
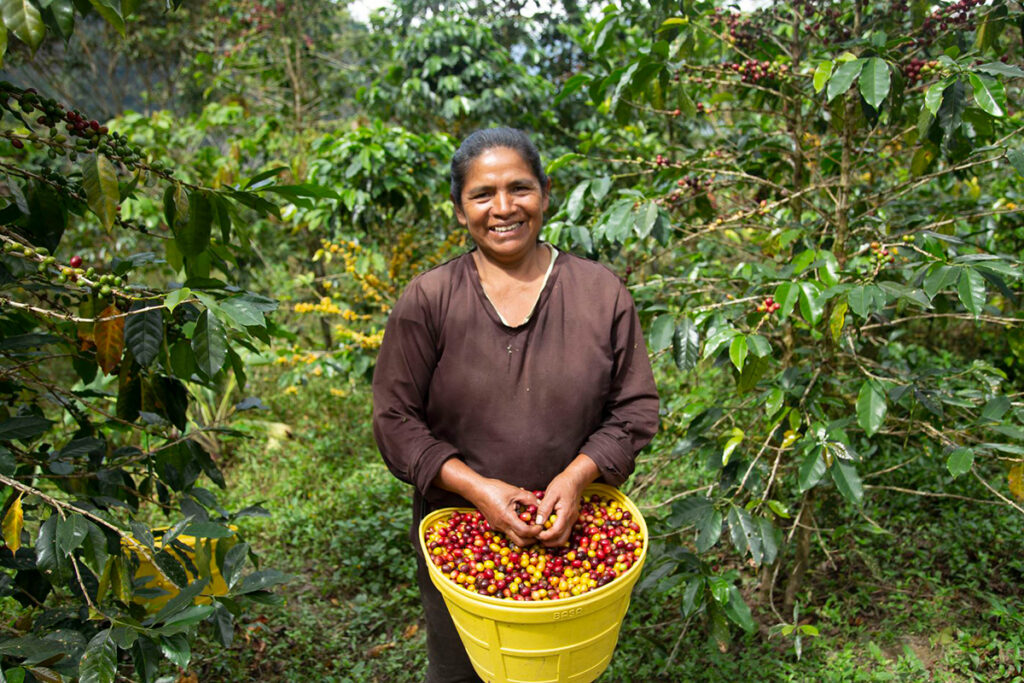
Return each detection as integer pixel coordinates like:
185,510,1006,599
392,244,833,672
536,454,600,547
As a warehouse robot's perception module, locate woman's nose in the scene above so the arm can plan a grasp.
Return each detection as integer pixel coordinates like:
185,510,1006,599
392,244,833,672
493,191,512,214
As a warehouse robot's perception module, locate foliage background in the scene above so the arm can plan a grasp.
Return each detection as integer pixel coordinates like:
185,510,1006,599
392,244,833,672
0,0,1022,680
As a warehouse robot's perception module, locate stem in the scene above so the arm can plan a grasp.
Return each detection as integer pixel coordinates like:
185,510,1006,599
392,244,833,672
783,488,814,612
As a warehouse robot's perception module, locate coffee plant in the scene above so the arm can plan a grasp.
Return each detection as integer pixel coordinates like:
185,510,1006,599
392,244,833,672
545,0,1024,648
0,3,323,679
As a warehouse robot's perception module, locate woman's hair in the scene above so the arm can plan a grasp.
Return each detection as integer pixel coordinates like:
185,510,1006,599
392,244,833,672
450,127,548,205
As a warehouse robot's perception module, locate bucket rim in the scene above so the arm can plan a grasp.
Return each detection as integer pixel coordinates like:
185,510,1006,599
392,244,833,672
418,482,647,610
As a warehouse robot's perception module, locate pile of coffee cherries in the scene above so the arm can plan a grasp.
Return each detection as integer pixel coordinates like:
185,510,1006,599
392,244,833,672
423,492,644,601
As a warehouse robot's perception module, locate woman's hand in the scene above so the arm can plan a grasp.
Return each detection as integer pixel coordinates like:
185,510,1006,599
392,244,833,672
433,458,542,547
471,478,543,547
536,454,600,547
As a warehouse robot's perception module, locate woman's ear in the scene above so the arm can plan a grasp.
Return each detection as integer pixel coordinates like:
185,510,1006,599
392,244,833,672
452,195,467,226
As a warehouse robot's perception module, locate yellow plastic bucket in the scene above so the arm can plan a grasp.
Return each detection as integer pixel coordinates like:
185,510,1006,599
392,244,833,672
419,483,648,683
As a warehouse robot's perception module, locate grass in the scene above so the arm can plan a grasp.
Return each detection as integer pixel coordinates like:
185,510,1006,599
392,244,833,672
180,374,1024,682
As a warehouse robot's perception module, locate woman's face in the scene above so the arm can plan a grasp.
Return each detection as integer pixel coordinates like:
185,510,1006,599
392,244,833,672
454,146,550,267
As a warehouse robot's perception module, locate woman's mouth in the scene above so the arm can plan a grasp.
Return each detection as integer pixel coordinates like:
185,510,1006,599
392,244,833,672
490,222,523,234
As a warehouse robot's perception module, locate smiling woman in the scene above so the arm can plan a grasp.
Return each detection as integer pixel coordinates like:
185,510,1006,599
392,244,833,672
372,127,660,682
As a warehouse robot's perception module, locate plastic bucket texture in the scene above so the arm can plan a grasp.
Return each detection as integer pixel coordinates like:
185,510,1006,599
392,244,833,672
419,483,647,683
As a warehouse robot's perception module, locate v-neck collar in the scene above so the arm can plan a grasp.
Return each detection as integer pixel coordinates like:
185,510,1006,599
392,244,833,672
467,244,560,331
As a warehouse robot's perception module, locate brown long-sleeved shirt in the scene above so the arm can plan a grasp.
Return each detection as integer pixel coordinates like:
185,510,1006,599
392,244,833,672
372,249,659,517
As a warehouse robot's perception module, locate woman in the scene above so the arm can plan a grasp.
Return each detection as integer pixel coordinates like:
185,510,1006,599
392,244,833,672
372,127,659,682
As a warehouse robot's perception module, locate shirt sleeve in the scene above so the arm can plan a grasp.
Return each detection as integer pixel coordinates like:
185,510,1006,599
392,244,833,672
372,280,459,498
577,281,660,486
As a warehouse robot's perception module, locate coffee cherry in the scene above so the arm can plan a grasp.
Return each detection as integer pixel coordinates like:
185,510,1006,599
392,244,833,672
69,255,83,268
424,492,643,601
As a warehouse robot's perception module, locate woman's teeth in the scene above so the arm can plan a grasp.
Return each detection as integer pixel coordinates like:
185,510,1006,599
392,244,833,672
492,222,522,233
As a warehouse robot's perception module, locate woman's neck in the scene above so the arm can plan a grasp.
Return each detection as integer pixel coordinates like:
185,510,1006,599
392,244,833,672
472,242,550,284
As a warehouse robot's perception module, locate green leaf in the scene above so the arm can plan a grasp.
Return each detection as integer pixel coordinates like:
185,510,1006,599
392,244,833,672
968,73,1004,117
131,637,160,683
724,585,756,633
765,388,783,418
727,506,762,565
176,191,212,258
213,603,234,647
590,177,612,202
729,335,747,372
721,428,744,467
695,508,722,553
813,60,833,93
957,267,986,316
937,79,967,141
164,287,192,313
799,447,827,492
923,264,958,299
980,396,1011,423
162,604,215,630
0,25,7,67
82,154,119,231
829,301,847,342
565,181,588,222
36,515,60,577
235,568,290,595
827,58,865,102
27,181,67,253
159,633,190,670
192,309,227,379
774,282,800,318
681,577,704,616
124,301,163,368
924,78,952,115
975,62,1024,79
554,74,591,105
911,143,936,176
1009,149,1024,178
857,381,887,437
702,328,737,361
672,318,700,372
220,296,266,329
42,0,74,40
221,542,249,589
183,522,235,539
635,201,658,239
56,513,89,556
798,282,824,326
737,354,770,394
747,334,771,358
858,58,891,109
707,575,730,604
602,200,633,244
831,461,863,504
648,314,675,353
668,496,712,526
88,0,124,35
0,415,53,440
758,517,778,565
79,629,116,683
2,0,45,52
946,447,974,478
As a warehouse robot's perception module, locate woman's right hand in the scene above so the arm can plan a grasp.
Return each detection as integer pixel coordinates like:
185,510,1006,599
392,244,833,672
471,478,543,547
433,458,542,546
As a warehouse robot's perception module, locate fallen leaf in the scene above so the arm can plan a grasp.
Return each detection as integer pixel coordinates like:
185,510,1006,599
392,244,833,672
367,642,396,658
